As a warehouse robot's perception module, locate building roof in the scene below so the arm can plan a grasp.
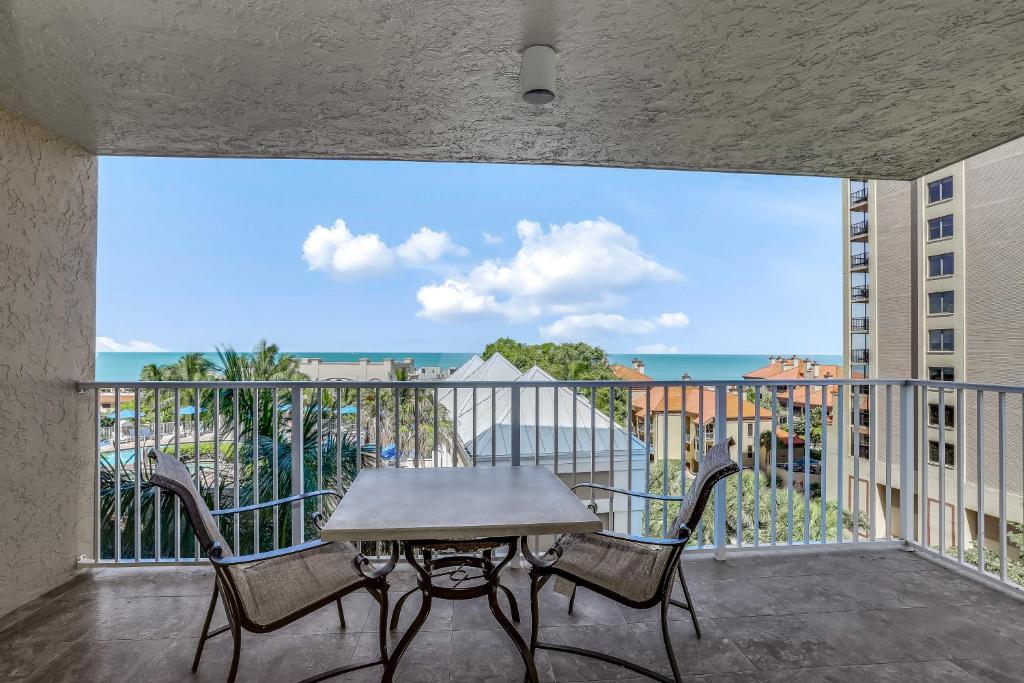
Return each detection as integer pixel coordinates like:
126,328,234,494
3,2,1023,178
777,385,837,410
635,386,770,423
441,353,645,468
610,364,651,382
742,357,843,382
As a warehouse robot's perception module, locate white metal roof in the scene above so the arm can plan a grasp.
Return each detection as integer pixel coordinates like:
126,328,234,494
441,354,647,470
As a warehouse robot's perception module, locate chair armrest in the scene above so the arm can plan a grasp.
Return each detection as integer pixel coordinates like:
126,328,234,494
212,489,340,516
571,482,686,502
520,536,563,569
209,539,329,565
594,529,689,547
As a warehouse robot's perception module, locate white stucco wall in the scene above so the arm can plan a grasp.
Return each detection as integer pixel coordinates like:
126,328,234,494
0,105,97,617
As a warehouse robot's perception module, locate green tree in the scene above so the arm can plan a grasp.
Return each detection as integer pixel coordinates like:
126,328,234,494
482,337,631,424
645,461,867,544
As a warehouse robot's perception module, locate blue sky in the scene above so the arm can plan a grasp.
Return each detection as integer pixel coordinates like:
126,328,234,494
97,157,840,354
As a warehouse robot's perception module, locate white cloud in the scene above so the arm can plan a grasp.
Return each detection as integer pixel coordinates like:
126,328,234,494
97,336,166,352
634,343,680,354
482,232,503,244
416,217,680,321
397,227,468,263
302,219,395,277
657,312,690,328
540,313,656,339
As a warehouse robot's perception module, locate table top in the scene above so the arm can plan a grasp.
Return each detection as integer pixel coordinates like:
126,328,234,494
320,466,602,542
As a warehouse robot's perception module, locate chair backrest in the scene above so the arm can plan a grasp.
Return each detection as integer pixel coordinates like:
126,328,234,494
149,450,233,558
669,441,739,540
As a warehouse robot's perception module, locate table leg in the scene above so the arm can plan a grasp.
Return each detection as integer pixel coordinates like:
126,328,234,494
381,545,433,683
488,540,539,683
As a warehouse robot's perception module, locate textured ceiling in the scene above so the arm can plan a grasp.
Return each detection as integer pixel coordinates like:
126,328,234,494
2,1,1024,179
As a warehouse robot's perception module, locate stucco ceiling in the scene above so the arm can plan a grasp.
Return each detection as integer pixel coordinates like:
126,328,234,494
2,1,1023,179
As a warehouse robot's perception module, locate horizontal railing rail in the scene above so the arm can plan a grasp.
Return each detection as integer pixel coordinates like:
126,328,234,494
84,377,1024,593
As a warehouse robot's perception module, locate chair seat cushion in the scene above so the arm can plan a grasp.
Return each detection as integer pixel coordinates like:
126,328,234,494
227,541,366,628
553,533,675,604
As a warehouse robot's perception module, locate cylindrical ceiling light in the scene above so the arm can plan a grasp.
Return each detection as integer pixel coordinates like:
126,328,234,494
520,45,556,105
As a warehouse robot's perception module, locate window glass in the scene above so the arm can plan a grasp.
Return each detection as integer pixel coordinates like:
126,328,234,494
928,404,955,427
929,329,954,351
928,176,953,203
928,440,955,467
928,214,953,240
929,252,953,277
928,367,955,382
928,291,954,314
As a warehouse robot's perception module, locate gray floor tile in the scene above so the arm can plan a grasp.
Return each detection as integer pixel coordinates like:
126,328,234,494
348,629,452,683
951,656,1024,683
629,617,757,676
875,606,1018,660
960,600,1024,645
538,623,651,681
0,640,75,680
25,638,166,683
793,609,944,665
714,613,857,670
450,626,556,683
762,660,976,682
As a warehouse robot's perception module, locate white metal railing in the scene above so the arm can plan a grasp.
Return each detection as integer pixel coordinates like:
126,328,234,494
78,377,1024,592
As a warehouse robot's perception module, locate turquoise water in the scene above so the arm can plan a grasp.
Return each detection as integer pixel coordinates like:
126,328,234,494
97,352,842,382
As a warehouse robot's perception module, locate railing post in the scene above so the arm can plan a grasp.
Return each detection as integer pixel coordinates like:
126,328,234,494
714,386,728,559
899,382,915,545
291,387,304,545
510,385,521,466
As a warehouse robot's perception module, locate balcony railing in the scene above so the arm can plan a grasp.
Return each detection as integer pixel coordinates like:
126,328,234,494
850,218,869,237
849,187,869,206
851,317,870,332
851,349,870,363
850,253,869,269
851,285,869,301
78,377,1024,593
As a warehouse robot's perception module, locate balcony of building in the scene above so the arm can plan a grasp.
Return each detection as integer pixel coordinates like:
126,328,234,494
850,217,870,239
6,2,1024,682
851,349,870,363
849,187,869,212
1,376,1021,682
851,285,870,302
5,544,1024,682
851,317,870,332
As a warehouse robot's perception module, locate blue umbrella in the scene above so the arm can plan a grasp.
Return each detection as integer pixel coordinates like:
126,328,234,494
339,405,357,415
381,443,399,460
117,409,143,419
178,406,205,416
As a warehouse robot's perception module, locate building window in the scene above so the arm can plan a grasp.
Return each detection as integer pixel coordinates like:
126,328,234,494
928,252,954,277
928,291,954,314
929,329,954,352
928,214,953,240
928,440,955,467
928,176,953,203
747,422,753,437
929,403,955,428
929,367,955,382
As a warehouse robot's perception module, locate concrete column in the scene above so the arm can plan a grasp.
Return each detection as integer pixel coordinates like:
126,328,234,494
0,106,97,617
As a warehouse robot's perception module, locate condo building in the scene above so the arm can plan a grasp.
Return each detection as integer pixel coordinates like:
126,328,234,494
841,137,1024,551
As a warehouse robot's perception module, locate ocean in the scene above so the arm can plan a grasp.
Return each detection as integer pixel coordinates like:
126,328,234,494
96,351,842,382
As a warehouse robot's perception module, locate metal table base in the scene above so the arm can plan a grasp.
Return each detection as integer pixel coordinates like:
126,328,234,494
383,536,538,683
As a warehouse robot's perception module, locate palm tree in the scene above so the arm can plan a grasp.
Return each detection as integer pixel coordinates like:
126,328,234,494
356,376,455,465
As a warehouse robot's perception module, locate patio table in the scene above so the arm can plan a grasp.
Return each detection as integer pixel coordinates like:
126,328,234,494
321,466,602,682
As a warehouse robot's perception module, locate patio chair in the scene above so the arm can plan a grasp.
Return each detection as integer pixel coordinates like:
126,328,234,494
148,451,397,683
522,441,738,683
